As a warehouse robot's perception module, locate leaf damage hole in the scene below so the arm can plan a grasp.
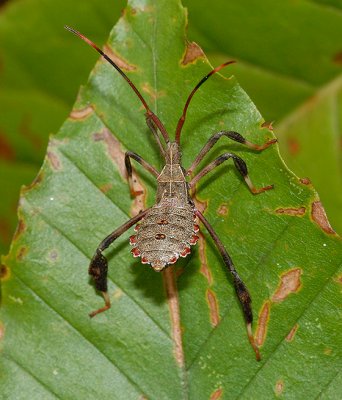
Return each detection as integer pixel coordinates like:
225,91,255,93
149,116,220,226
94,128,146,216
275,207,306,216
275,379,284,397
210,388,223,400
311,201,335,234
69,105,94,120
181,42,205,65
255,300,270,347
285,323,299,342
271,268,302,303
206,289,220,327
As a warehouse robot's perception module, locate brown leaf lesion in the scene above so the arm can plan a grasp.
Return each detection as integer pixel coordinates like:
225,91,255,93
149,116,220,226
181,42,205,65
271,268,302,303
93,128,146,216
311,201,335,234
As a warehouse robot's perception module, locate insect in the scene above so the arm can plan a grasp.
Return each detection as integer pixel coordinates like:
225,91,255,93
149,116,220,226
65,25,276,361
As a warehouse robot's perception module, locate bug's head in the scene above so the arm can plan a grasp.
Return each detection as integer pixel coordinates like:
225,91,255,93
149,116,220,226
165,141,182,164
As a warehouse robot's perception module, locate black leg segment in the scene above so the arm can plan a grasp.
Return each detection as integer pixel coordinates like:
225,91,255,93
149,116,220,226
195,209,261,361
88,208,150,317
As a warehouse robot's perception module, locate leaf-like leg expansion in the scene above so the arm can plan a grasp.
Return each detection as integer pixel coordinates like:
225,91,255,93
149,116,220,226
88,208,150,317
125,151,159,197
187,130,276,175
195,209,261,361
189,152,273,194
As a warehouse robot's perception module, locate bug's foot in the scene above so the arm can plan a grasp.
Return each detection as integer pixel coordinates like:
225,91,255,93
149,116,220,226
251,184,274,194
247,323,261,361
89,291,111,318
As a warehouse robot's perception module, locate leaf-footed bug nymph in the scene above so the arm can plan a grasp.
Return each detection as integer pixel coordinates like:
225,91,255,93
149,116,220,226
65,25,277,361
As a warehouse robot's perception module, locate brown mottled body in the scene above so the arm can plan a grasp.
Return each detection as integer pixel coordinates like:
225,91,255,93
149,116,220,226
66,25,277,360
130,143,198,270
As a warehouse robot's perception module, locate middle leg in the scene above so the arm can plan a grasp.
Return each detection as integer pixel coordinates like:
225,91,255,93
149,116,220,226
187,130,276,175
189,152,273,194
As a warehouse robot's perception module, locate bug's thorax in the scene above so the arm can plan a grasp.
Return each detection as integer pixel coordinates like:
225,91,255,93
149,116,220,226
156,141,188,205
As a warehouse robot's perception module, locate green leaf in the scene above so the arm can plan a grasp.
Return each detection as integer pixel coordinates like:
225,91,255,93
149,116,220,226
1,1,342,399
183,0,342,234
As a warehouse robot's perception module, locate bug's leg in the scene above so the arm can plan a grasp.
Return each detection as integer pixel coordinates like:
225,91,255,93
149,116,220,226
125,151,159,197
189,152,273,194
195,209,261,361
88,208,150,318
187,131,276,175
145,116,168,159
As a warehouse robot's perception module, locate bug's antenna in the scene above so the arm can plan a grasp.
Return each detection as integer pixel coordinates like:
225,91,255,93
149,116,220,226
175,61,236,145
65,25,170,145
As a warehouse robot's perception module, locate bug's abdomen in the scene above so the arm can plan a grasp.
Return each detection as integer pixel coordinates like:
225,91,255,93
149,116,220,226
129,205,199,271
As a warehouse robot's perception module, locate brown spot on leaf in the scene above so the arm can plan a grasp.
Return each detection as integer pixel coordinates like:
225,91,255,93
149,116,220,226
285,323,299,342
324,347,332,355
276,207,306,216
23,171,44,192
16,246,28,261
0,264,10,281
275,379,284,396
0,322,4,342
99,183,113,194
287,137,300,155
0,131,15,160
333,51,342,65
69,106,93,120
48,250,58,262
141,82,165,102
255,301,271,346
103,45,136,71
271,268,302,303
210,388,223,400
13,219,26,241
261,121,274,131
311,201,335,234
198,232,212,285
162,268,185,368
181,42,205,65
94,128,146,216
299,177,311,185
48,151,61,171
217,203,229,216
335,274,342,285
206,289,220,327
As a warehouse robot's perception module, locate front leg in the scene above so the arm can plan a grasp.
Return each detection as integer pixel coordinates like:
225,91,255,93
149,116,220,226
88,208,150,317
195,209,261,361
125,151,159,197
